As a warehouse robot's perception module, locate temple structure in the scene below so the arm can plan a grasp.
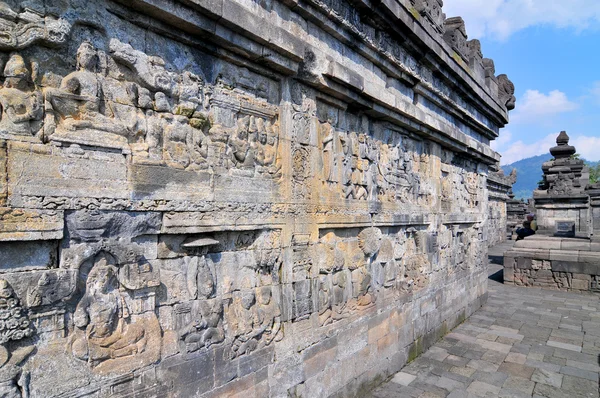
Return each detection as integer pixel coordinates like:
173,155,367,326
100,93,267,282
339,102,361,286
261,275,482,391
504,132,600,293
0,0,515,396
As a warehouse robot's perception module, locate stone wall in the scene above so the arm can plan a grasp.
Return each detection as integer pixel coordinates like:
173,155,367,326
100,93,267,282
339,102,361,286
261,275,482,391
0,0,511,396
504,237,600,292
486,168,516,246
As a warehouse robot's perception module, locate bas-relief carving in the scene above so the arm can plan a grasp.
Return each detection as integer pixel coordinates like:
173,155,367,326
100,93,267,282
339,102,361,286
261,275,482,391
226,286,282,359
156,229,283,359
411,0,445,32
69,252,161,375
317,123,435,205
0,279,34,398
314,226,439,326
0,2,71,51
443,17,468,61
0,39,282,183
0,54,43,140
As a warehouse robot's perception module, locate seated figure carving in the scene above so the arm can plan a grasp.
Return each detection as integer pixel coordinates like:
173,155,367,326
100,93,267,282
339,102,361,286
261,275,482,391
0,54,42,139
70,252,160,375
179,299,225,353
43,42,128,148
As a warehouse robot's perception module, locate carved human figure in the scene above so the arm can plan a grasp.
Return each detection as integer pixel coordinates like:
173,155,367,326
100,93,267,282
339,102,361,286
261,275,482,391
227,291,258,358
317,275,333,326
0,54,42,137
331,271,349,319
186,255,215,300
179,299,224,353
44,42,125,138
163,115,191,169
70,253,159,374
254,286,281,349
321,121,336,186
187,120,209,170
228,116,255,171
255,119,281,177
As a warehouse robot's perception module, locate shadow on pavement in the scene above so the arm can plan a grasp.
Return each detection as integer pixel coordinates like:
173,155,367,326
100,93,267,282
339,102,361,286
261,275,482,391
488,255,504,266
488,268,503,283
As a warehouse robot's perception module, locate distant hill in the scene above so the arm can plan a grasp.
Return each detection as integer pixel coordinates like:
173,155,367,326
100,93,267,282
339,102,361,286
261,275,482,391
501,155,599,199
501,154,552,199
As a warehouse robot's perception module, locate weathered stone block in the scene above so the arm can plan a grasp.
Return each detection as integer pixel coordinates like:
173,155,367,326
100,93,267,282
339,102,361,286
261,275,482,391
0,241,58,272
0,208,63,241
516,257,532,269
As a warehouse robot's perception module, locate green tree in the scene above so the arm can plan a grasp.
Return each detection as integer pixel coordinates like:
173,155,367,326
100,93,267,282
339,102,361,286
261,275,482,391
590,164,600,184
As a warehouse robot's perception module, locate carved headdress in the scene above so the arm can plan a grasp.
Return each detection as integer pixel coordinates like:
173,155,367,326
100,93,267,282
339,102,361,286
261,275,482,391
3,54,27,78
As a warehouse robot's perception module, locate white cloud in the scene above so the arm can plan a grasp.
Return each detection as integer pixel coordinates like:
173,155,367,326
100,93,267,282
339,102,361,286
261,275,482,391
443,0,600,40
490,130,512,152
499,133,556,165
499,133,600,165
590,81,600,105
511,89,578,123
571,136,600,162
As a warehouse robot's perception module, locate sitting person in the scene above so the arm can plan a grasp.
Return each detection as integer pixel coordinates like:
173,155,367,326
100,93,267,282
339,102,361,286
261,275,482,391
527,213,538,231
516,220,536,241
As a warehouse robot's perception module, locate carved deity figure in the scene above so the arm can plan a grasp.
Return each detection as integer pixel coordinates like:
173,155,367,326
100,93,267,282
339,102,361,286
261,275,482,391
179,299,225,353
44,42,127,142
320,121,343,187
0,54,42,138
317,275,333,326
254,287,281,349
227,291,258,358
186,255,215,300
255,119,281,178
70,253,160,374
227,287,281,358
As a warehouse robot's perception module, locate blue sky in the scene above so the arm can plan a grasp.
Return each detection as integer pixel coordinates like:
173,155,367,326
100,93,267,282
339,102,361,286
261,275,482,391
443,0,600,165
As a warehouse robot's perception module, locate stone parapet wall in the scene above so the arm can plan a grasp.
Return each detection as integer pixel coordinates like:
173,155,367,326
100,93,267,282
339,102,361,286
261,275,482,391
0,0,511,396
504,237,600,292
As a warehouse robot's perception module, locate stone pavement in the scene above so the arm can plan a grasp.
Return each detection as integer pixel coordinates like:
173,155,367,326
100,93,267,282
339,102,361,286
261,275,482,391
368,241,600,398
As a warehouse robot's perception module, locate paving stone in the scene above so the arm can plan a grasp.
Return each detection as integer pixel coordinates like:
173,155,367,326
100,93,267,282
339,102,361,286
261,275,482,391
565,359,600,372
502,375,535,395
531,368,563,388
505,352,527,364
559,366,599,382
449,366,477,378
525,359,562,373
391,372,417,386
498,388,534,398
434,376,466,391
467,359,500,373
497,362,535,379
444,355,470,367
447,390,476,398
547,340,583,352
481,350,508,365
466,380,501,397
560,374,599,398
471,370,509,387
423,347,450,362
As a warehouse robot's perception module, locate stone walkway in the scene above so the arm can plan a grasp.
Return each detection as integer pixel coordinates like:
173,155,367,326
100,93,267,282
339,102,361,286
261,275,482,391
368,241,600,398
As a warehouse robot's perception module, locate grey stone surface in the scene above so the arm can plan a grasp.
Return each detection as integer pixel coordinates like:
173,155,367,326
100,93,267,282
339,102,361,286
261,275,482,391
369,241,600,398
